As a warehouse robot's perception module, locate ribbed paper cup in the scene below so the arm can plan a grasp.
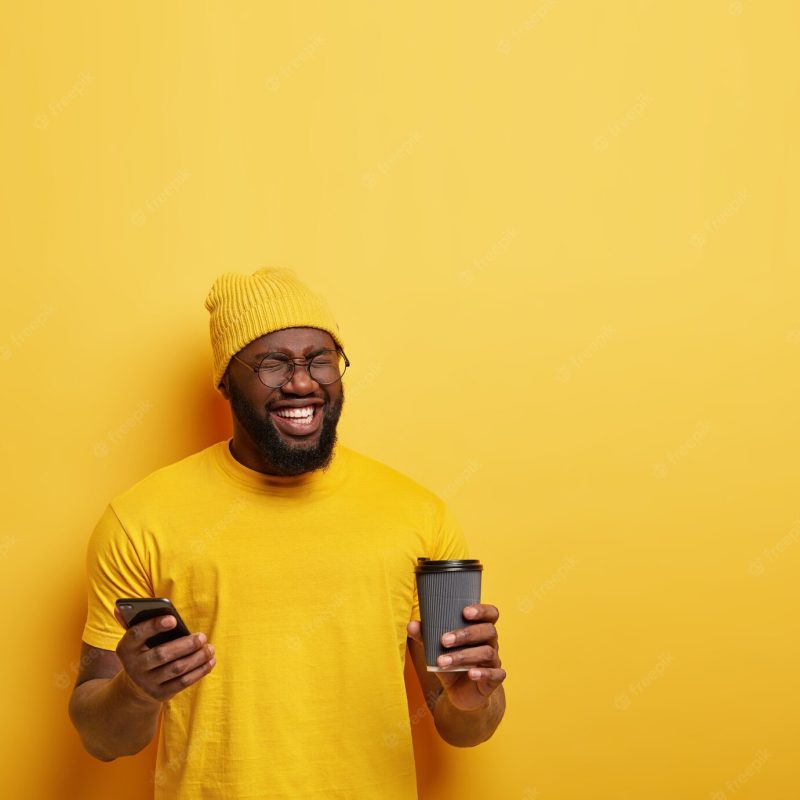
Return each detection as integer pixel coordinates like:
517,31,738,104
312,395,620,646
415,559,483,672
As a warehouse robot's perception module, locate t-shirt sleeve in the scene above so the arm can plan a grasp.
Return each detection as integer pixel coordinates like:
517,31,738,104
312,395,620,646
410,498,471,622
81,503,153,651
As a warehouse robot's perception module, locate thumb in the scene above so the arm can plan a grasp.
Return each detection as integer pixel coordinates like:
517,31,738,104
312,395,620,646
406,619,423,643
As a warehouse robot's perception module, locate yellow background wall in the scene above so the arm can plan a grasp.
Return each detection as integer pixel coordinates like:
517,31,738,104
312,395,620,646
2,2,798,798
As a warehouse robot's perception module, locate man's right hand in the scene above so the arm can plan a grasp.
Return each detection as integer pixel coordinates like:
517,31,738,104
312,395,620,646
113,607,216,703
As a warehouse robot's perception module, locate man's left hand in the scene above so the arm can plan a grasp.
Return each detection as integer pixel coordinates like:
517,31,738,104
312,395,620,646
406,603,506,711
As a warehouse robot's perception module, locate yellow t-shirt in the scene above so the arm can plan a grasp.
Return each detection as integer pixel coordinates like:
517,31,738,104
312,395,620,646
81,439,470,799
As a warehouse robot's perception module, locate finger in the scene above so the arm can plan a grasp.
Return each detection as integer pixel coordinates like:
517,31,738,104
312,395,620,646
441,622,497,648
113,606,126,629
120,614,178,652
463,603,499,623
466,666,507,687
406,620,423,643
151,642,215,685
436,644,499,670
158,654,217,697
144,632,209,671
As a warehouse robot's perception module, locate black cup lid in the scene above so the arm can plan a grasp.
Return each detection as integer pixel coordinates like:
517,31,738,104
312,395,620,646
415,558,483,573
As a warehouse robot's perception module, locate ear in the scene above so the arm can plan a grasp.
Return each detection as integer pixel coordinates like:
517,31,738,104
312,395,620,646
218,374,231,401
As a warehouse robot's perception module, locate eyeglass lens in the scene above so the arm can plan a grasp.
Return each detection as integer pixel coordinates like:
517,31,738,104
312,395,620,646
257,351,345,387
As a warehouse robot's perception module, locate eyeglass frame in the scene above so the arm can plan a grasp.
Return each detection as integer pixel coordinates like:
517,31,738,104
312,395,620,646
229,346,350,389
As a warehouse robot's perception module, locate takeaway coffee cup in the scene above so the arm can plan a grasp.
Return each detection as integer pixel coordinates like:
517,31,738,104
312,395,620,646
414,558,483,671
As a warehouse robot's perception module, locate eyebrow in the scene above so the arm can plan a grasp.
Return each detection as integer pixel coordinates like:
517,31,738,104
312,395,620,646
251,346,332,359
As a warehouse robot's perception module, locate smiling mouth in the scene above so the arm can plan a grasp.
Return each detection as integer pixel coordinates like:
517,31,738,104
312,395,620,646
269,404,323,437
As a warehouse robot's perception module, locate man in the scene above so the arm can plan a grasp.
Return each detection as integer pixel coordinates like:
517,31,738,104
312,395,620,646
68,267,506,799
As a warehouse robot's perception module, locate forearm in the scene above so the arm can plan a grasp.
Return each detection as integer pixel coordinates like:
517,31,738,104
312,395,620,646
69,671,162,761
432,684,506,747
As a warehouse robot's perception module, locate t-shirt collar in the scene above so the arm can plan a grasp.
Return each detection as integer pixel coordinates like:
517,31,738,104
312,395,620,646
214,437,349,495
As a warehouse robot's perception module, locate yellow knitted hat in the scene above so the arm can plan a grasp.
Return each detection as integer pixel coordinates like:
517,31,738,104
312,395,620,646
204,267,345,391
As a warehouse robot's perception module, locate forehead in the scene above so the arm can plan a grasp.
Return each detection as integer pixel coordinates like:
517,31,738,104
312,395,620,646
242,327,336,356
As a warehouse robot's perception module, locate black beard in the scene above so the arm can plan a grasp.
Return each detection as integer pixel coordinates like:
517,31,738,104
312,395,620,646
227,379,344,477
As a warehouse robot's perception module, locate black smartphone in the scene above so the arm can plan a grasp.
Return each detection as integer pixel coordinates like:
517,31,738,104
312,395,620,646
116,597,192,648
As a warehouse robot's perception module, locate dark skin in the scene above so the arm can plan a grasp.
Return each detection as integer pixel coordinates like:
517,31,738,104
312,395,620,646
69,326,505,759
68,613,215,761
218,327,345,476
407,606,506,715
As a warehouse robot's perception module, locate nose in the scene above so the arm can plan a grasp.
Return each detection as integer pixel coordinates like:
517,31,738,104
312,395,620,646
280,361,319,394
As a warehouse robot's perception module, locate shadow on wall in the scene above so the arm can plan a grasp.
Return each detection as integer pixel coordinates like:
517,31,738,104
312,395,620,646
49,579,159,800
51,361,230,799
171,353,235,459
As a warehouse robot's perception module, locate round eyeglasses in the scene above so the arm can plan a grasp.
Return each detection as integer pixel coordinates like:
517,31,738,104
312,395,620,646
230,347,350,389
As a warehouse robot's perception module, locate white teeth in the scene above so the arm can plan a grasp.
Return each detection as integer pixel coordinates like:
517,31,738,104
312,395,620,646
274,406,315,419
